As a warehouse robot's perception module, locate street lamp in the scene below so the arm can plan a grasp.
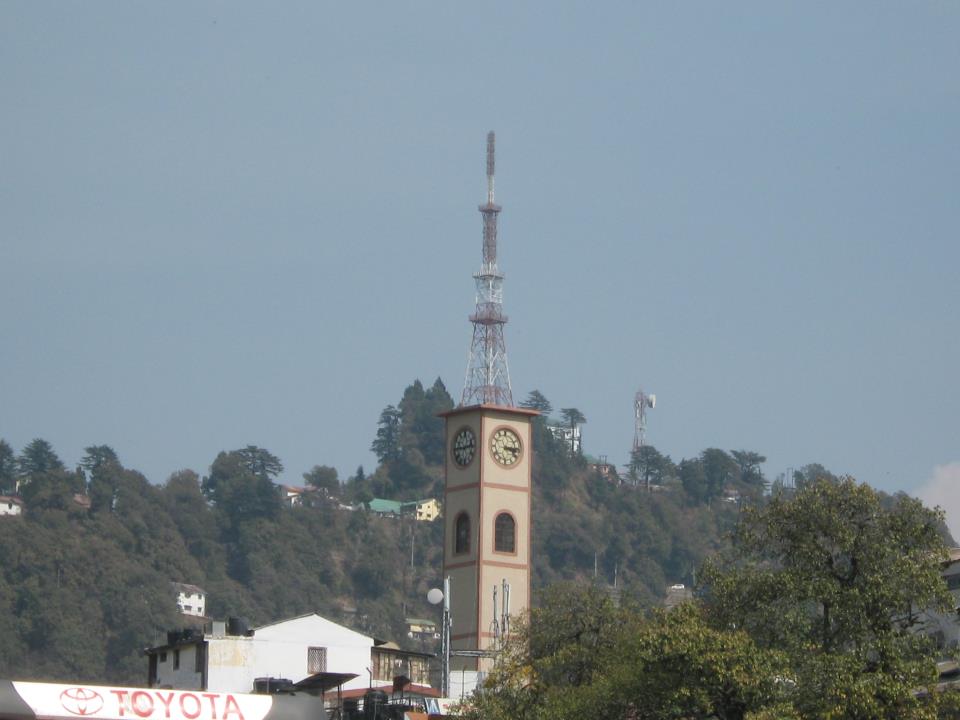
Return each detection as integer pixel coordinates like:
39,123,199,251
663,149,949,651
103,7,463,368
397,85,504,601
427,577,450,698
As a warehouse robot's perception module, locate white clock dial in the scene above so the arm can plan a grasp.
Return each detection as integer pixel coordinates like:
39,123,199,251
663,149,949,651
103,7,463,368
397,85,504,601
490,427,522,466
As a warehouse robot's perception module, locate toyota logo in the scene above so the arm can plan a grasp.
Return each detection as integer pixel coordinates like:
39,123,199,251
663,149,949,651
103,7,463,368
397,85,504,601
60,688,104,716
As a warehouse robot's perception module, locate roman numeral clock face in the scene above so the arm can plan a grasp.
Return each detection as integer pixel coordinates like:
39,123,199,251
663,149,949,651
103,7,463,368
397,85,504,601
490,427,522,466
452,428,476,467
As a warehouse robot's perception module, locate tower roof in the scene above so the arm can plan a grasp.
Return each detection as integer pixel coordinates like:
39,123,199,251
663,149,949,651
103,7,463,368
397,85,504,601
439,403,539,419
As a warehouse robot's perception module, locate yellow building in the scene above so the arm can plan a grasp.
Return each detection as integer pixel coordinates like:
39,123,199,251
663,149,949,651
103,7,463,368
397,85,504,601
412,498,441,522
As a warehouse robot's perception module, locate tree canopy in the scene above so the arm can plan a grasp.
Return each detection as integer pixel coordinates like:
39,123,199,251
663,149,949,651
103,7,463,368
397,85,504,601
701,477,951,719
468,478,954,720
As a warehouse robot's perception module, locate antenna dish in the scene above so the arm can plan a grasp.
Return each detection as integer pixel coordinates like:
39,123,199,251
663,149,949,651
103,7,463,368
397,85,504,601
427,588,444,605
648,394,656,409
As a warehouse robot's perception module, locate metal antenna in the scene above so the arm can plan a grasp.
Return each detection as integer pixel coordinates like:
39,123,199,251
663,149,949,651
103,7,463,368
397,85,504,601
461,131,513,407
486,131,495,205
633,389,656,452
501,579,510,640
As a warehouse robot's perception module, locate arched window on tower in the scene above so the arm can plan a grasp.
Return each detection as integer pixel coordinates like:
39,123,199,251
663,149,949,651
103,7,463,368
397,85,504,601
494,512,516,553
455,512,470,555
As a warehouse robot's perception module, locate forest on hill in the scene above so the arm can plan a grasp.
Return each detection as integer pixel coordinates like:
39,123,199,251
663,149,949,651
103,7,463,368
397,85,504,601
0,377,933,686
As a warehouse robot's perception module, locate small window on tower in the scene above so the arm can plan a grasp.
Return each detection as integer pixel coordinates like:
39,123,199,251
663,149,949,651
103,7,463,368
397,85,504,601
455,512,470,555
494,512,516,553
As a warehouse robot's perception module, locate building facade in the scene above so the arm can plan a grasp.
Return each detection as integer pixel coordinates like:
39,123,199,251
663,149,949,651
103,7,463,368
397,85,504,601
172,583,207,618
0,496,23,516
146,613,431,693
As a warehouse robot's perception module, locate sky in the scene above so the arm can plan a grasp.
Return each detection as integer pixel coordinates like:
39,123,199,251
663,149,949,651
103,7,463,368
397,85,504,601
1,3,957,534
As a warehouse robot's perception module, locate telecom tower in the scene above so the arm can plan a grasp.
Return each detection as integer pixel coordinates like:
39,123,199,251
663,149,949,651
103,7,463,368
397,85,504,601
633,389,656,452
461,131,513,407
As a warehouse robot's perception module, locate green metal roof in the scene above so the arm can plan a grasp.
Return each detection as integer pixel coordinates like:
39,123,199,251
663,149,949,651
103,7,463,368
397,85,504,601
368,498,403,513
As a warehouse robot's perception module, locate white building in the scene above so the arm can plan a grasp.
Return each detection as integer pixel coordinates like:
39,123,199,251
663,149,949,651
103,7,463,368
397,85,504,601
172,583,207,618
921,548,960,654
146,613,431,694
547,422,581,453
0,496,23,516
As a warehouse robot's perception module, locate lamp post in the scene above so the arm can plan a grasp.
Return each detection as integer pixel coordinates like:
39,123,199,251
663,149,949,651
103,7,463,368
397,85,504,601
427,577,451,697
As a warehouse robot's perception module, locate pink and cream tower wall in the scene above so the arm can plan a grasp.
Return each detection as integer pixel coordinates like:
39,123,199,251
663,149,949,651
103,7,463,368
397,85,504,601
441,404,535,671
443,131,534,673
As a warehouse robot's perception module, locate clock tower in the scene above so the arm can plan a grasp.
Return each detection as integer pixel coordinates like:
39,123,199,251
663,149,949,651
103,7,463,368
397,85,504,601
441,403,536,672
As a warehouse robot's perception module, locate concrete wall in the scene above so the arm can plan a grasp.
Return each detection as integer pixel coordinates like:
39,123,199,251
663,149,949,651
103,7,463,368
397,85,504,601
152,644,204,690
152,615,379,693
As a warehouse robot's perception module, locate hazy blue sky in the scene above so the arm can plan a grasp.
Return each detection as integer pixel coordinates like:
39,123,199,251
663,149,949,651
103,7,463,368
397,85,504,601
2,3,957,530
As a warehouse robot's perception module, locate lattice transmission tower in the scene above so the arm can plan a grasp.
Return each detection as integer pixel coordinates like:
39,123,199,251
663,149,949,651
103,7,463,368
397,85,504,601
461,131,514,407
633,389,656,452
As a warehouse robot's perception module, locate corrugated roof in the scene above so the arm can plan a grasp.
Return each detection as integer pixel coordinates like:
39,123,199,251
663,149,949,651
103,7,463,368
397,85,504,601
368,498,403,513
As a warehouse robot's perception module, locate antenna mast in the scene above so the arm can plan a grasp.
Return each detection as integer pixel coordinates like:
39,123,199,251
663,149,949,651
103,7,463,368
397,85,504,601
633,389,656,452
461,131,514,406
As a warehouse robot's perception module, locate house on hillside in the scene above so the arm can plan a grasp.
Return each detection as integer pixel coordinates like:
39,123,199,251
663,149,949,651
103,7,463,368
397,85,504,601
587,457,617,481
0,496,23,517
279,484,304,507
145,612,432,693
547,422,581,453
664,583,694,610
368,498,403,518
367,498,440,521
405,618,439,641
172,582,207,618
408,498,440,522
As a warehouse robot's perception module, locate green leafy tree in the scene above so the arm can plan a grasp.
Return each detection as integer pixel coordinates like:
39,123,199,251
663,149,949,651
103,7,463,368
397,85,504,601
466,583,788,720
793,462,838,489
371,405,401,464
520,390,553,415
202,450,281,536
398,378,453,467
628,444,673,491
701,477,950,719
553,604,790,720
559,408,586,455
80,445,119,475
19,468,84,511
303,465,339,495
161,469,225,574
17,438,64,478
678,457,708,504
730,449,766,493
16,439,83,511
236,445,284,480
701,448,738,500
0,440,16,494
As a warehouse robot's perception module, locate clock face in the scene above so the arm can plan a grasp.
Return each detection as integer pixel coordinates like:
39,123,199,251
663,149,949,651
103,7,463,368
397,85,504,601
490,427,522,467
452,428,476,467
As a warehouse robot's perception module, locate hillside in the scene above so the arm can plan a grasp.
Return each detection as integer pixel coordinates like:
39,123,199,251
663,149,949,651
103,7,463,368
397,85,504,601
0,379,883,685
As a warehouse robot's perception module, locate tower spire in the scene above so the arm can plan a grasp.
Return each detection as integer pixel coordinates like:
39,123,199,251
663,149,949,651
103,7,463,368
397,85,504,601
461,131,514,407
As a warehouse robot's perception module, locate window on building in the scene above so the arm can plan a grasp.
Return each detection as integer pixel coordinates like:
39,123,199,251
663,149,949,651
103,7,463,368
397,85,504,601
494,512,516,553
454,512,470,554
160,652,167,662
307,646,327,674
173,649,180,670
409,656,429,685
195,643,205,673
